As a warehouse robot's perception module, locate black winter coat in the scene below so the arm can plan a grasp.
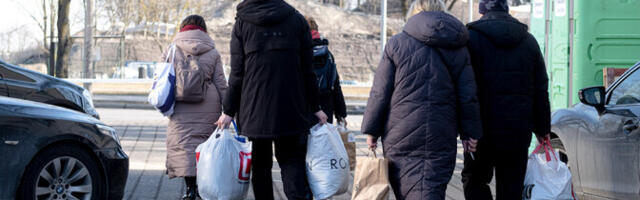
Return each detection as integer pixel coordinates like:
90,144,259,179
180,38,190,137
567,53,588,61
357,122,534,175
318,76,347,124
361,11,482,199
223,0,320,138
313,39,347,123
466,12,550,150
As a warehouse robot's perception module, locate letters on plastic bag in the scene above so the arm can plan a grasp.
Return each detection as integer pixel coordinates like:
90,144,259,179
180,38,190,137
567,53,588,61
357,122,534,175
148,44,176,116
523,138,575,200
306,124,350,199
195,128,252,200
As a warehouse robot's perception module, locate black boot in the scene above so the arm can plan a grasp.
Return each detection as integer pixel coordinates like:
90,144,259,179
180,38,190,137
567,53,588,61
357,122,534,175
182,177,198,200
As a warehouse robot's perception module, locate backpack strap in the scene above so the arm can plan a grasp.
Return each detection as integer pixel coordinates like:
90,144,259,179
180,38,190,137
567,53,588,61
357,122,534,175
328,51,338,90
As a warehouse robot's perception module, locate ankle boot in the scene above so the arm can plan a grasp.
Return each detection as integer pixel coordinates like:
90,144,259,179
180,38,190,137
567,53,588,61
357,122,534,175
182,176,197,200
182,186,197,200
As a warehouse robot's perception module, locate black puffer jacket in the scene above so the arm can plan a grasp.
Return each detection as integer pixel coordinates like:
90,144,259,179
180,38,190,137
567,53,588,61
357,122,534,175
223,0,320,138
361,11,481,199
467,12,550,149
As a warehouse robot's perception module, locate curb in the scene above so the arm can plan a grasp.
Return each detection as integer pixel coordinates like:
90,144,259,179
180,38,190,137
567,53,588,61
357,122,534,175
95,101,366,114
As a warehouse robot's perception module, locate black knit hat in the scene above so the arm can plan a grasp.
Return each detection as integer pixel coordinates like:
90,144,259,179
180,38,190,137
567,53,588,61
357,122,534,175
479,0,509,14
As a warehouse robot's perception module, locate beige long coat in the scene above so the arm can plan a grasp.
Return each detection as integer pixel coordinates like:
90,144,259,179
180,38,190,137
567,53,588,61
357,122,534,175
164,30,227,178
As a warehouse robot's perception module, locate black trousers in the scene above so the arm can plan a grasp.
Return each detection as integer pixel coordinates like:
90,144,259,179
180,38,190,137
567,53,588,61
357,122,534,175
251,133,310,200
461,139,529,200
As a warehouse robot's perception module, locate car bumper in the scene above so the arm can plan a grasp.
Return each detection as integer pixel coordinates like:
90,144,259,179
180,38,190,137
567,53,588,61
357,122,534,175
96,147,129,200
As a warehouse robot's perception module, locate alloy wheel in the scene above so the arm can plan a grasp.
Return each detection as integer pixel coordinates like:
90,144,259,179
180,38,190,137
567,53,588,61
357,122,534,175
35,156,92,200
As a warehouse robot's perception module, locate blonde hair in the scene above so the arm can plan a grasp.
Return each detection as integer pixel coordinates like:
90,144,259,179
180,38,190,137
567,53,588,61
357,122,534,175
407,0,446,19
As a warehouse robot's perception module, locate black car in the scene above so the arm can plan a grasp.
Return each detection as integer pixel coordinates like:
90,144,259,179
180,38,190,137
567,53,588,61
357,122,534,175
551,61,640,199
0,96,128,199
0,60,99,118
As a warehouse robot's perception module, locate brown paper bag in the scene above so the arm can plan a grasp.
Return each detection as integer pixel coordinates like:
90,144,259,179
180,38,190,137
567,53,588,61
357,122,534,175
338,124,356,171
351,150,390,200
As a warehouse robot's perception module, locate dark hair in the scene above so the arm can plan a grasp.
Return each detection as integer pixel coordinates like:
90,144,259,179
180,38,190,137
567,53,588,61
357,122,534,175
180,15,207,30
305,16,318,31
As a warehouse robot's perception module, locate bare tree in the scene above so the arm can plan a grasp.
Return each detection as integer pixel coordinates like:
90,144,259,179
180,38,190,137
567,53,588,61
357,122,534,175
13,0,49,51
0,27,20,62
42,0,48,53
13,0,57,73
100,0,227,59
0,26,37,63
48,0,57,75
443,0,459,11
401,0,409,15
55,0,71,78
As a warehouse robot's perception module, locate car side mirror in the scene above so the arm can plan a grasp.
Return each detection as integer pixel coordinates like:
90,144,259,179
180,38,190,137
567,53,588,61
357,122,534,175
579,86,606,114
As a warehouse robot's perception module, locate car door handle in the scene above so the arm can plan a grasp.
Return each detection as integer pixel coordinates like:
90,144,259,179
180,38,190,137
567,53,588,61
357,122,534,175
623,120,639,135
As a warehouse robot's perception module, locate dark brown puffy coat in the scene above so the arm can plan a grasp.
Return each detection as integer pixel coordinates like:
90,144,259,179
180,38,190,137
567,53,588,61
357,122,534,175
361,11,482,199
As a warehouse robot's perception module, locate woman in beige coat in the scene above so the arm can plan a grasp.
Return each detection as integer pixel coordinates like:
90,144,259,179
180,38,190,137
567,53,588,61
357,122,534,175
163,15,227,200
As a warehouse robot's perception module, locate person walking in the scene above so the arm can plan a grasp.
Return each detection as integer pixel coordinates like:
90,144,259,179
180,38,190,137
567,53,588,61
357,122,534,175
461,0,551,199
164,15,227,200
362,0,482,199
305,16,348,125
215,0,327,199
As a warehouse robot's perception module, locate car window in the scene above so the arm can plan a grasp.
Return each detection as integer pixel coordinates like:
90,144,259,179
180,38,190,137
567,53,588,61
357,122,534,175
609,69,640,105
0,63,36,83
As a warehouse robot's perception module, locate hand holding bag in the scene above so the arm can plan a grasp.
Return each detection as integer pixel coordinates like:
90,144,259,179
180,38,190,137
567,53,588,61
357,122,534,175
523,138,576,200
195,122,252,200
306,123,350,199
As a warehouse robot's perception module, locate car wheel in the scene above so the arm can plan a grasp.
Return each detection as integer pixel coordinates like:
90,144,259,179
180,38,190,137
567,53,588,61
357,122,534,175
551,138,570,166
18,145,105,200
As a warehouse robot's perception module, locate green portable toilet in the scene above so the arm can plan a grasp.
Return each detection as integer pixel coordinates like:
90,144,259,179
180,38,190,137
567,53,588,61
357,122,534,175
549,0,571,110
529,0,571,111
529,0,551,153
530,0,547,54
530,0,640,106
570,0,640,103
528,0,640,152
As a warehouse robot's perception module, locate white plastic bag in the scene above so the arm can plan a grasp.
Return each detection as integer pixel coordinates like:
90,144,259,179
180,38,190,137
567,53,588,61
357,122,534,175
523,138,576,200
148,44,176,116
306,124,350,199
196,127,252,200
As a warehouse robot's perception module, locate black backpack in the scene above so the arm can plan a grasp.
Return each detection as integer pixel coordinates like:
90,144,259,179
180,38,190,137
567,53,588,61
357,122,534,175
312,39,337,95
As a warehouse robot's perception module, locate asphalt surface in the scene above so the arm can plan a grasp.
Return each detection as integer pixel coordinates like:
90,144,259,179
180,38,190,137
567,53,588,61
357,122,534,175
97,108,493,200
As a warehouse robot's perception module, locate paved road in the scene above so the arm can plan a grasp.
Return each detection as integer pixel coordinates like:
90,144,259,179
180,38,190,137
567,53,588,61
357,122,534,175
98,108,494,200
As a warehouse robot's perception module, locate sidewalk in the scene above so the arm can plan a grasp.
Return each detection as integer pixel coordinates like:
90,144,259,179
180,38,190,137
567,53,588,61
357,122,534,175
97,108,494,200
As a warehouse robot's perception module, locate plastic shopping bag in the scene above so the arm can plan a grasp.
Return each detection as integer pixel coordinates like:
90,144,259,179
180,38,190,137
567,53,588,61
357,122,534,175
337,122,356,171
195,126,252,200
352,149,390,200
306,124,350,199
148,44,177,116
523,138,576,200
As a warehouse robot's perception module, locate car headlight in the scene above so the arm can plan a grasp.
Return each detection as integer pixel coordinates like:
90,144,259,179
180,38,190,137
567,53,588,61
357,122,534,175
97,124,120,146
82,89,95,108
